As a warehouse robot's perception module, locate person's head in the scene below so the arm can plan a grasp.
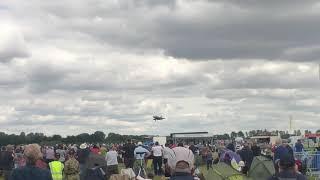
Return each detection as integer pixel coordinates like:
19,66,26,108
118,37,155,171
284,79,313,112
168,147,194,175
155,142,159,146
55,153,60,160
58,144,63,149
178,142,183,147
24,144,43,165
68,149,76,157
297,139,301,143
275,138,282,146
6,145,14,152
278,154,296,171
165,143,169,147
252,141,257,146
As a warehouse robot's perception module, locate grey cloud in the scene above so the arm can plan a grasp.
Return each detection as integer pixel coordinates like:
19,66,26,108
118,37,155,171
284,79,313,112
0,1,320,135
47,1,320,61
6,1,320,61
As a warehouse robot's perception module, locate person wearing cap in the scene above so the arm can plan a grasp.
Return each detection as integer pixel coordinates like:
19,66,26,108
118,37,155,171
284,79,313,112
64,149,80,180
49,152,64,180
77,143,89,180
268,154,307,180
168,143,196,180
133,142,150,176
10,144,52,180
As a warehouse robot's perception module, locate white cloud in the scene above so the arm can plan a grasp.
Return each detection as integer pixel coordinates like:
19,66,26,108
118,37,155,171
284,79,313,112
0,24,29,62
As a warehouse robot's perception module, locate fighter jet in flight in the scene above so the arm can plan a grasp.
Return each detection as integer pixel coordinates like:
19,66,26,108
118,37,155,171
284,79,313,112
153,115,165,121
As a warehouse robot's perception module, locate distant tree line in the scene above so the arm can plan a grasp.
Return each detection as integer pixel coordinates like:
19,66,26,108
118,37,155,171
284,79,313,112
1,129,319,146
0,131,148,146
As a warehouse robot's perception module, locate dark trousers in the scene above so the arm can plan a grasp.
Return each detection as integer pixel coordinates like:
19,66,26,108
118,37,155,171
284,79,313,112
124,157,135,168
206,159,213,170
153,156,162,175
3,170,11,180
107,165,119,179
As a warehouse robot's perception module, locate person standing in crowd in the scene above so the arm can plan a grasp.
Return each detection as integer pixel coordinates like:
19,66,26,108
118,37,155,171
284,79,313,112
56,145,66,163
168,142,195,180
0,145,14,180
163,143,173,177
49,153,64,180
100,145,107,157
238,143,254,174
201,145,209,164
251,142,261,156
90,144,100,155
77,143,89,180
64,149,80,180
10,144,52,180
295,139,304,153
274,139,288,162
14,146,22,169
133,142,150,176
106,146,119,179
123,139,136,169
283,139,294,156
268,154,307,180
151,142,163,176
206,150,213,170
212,149,219,164
46,147,55,163
226,143,235,152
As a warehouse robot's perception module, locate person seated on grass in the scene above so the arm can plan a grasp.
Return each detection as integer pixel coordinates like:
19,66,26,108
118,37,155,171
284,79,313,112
268,154,307,180
121,161,136,180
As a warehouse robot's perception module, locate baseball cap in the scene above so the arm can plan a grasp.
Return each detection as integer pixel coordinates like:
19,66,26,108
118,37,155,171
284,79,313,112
167,147,194,173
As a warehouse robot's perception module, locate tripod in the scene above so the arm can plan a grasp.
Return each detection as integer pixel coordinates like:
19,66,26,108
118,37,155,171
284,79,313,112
137,158,147,178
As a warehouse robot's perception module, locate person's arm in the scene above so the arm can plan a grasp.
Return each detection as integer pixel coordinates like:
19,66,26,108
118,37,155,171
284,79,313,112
145,149,151,157
134,148,137,159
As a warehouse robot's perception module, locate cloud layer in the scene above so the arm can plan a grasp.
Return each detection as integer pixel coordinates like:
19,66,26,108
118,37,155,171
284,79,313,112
0,0,319,136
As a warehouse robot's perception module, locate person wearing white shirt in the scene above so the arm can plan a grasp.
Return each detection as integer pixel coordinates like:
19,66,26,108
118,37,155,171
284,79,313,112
105,146,119,179
151,142,163,175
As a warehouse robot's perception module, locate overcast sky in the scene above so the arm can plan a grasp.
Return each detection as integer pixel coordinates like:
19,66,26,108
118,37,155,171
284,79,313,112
0,0,320,136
